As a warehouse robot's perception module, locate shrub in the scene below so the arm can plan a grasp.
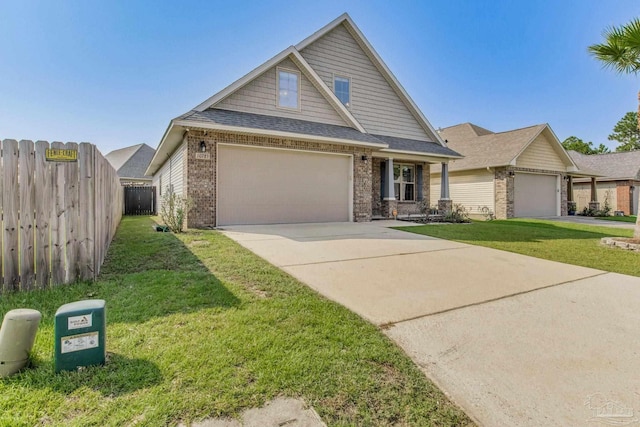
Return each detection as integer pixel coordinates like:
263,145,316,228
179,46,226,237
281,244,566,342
444,204,471,223
159,187,193,233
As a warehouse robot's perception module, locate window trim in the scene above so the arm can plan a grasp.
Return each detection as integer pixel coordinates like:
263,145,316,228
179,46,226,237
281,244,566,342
393,163,416,202
276,67,301,111
333,74,351,108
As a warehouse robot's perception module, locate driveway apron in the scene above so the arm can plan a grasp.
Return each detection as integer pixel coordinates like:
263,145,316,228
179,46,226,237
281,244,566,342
221,222,640,426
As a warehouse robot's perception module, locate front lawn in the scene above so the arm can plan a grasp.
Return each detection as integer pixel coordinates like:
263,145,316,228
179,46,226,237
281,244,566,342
599,215,637,223
397,219,639,277
0,216,470,426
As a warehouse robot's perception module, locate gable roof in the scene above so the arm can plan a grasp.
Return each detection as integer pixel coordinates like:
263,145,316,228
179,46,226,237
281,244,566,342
568,150,640,181
147,13,457,176
439,123,577,172
106,143,155,179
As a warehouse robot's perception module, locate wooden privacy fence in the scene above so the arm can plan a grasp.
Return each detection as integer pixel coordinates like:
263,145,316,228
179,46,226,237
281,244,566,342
0,139,123,292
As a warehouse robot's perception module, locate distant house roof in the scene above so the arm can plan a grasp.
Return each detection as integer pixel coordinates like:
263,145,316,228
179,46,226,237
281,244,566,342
568,150,640,181
106,143,156,180
439,122,576,172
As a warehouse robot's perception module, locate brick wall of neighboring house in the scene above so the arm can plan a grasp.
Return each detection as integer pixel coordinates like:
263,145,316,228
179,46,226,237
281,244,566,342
494,168,513,219
494,167,567,219
184,128,373,227
616,180,635,215
371,158,430,218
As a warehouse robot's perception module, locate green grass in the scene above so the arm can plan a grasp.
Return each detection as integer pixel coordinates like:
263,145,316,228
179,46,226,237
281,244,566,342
397,219,640,277
0,217,471,427
598,215,637,223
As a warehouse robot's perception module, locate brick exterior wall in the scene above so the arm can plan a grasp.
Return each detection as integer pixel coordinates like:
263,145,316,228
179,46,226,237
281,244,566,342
183,128,373,227
371,158,430,218
616,180,635,215
494,167,568,219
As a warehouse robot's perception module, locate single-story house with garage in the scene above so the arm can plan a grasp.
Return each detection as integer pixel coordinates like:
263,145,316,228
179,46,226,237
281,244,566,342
145,13,462,227
433,122,581,219
568,150,640,215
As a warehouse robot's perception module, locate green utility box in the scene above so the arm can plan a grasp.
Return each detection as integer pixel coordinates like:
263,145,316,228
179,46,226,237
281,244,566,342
54,299,106,373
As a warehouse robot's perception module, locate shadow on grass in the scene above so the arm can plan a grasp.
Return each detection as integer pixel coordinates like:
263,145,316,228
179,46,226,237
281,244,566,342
397,219,634,243
7,352,162,397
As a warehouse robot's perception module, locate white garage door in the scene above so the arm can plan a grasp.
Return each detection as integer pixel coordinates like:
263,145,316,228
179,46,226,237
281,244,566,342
217,145,351,226
514,173,558,217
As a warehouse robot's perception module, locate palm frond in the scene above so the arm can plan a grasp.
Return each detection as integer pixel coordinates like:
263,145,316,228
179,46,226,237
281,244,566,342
588,19,640,75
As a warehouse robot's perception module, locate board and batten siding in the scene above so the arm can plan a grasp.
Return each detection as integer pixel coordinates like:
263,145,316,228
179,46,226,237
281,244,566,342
300,23,433,141
516,133,566,171
431,170,495,214
153,140,187,209
215,58,347,126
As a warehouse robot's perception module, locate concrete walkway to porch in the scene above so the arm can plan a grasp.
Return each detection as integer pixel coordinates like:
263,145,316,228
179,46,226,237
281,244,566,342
220,221,640,426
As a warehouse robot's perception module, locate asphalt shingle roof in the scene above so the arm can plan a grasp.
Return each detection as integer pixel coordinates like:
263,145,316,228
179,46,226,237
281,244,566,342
177,109,461,157
568,150,640,180
106,143,156,179
439,123,547,172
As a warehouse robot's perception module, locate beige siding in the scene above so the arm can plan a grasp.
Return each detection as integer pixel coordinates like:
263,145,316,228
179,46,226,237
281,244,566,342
516,133,566,171
153,141,187,211
573,181,617,214
431,170,494,214
215,58,347,126
300,23,432,141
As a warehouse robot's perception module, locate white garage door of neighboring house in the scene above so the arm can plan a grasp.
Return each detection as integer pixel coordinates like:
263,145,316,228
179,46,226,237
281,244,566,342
514,173,559,217
217,145,352,226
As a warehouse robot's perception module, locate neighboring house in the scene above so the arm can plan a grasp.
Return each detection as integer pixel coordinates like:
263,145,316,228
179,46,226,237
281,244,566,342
434,123,580,219
145,13,462,227
105,143,156,186
568,150,640,215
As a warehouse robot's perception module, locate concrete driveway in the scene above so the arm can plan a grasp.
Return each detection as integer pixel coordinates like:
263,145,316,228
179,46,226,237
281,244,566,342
221,222,640,426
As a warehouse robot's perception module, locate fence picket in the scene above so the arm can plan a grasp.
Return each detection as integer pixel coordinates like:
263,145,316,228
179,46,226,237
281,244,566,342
3,139,20,291
78,143,95,280
18,140,35,290
34,141,51,288
50,141,66,285
64,142,79,283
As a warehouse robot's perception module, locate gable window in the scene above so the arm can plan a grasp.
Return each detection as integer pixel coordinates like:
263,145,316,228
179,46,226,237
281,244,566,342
334,75,350,107
394,164,415,201
277,68,300,109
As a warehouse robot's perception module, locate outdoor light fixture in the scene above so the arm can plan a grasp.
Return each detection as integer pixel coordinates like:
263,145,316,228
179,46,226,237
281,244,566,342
508,171,515,177
361,155,368,162
563,175,570,181
199,141,206,152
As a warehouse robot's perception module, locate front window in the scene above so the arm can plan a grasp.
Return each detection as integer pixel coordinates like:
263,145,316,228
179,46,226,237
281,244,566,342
334,75,350,107
277,69,300,109
394,164,415,201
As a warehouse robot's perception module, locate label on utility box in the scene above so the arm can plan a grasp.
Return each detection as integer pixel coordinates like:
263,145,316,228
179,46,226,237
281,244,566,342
68,314,92,330
61,332,99,354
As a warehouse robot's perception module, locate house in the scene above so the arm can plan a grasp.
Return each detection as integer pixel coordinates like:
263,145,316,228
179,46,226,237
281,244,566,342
568,150,640,215
145,13,462,227
433,123,580,219
105,143,156,186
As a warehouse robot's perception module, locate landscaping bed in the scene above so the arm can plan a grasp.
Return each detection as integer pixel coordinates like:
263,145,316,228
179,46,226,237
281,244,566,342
0,216,471,426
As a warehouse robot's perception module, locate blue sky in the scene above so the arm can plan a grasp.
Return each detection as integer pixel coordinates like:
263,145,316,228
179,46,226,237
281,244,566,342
1,1,639,155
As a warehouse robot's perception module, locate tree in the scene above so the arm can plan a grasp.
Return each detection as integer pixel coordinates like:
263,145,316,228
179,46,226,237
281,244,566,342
608,111,640,151
588,17,640,238
561,136,610,154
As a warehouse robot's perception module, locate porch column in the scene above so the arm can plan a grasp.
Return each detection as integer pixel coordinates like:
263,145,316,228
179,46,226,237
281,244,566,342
438,162,453,213
381,158,398,218
384,158,395,200
440,162,450,200
589,176,600,211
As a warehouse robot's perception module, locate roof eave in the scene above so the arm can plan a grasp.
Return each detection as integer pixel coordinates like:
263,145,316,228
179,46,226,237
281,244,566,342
173,119,388,149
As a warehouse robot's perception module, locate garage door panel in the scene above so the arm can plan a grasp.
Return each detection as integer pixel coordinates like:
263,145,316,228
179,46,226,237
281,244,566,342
514,173,558,217
218,145,351,225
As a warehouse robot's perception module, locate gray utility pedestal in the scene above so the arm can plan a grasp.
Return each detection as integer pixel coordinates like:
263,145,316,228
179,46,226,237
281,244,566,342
0,309,42,378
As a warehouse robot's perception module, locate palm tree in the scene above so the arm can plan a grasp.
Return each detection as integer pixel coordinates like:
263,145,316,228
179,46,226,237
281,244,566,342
588,18,640,238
